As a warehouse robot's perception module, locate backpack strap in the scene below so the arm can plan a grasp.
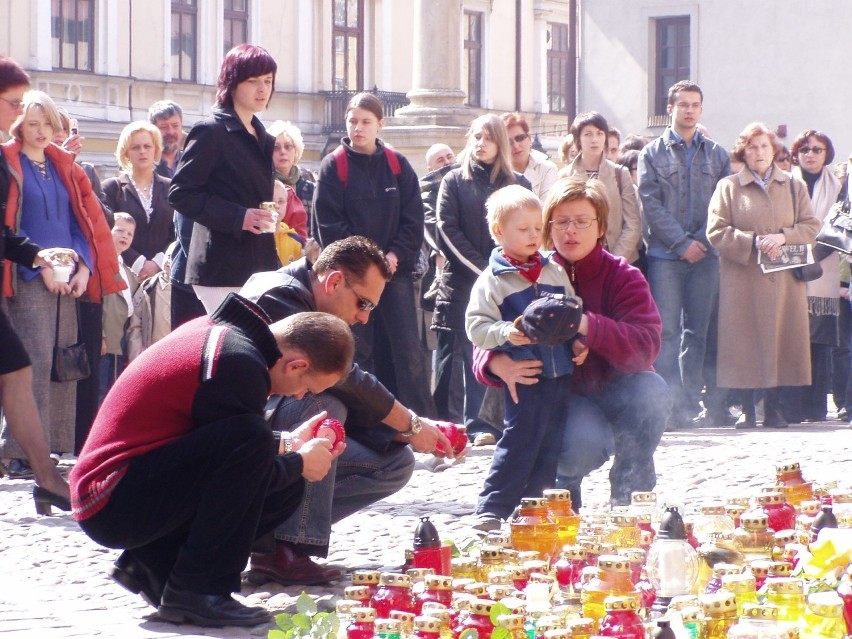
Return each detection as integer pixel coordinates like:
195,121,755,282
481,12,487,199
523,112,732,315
333,145,349,188
334,144,402,190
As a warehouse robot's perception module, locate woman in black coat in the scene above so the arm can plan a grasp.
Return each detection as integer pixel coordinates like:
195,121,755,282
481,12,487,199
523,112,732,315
102,121,175,280
434,114,531,441
168,44,279,313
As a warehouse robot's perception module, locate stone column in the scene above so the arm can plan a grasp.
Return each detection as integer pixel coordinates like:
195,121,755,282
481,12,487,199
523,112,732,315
393,0,471,123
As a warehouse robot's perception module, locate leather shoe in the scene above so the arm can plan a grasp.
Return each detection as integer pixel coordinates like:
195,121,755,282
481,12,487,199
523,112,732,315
110,551,165,607
158,583,270,627
247,541,342,586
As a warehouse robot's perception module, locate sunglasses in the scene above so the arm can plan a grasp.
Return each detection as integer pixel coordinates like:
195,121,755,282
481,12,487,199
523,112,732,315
343,275,376,311
511,133,530,144
799,147,826,155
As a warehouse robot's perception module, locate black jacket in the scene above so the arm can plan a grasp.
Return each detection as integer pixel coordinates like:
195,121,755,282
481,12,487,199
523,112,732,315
239,258,400,452
102,172,175,266
168,107,279,287
433,161,531,331
312,138,423,273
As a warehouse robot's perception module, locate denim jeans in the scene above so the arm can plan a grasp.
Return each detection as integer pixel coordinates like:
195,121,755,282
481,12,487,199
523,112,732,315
266,392,414,556
79,415,303,595
476,376,572,520
647,254,719,419
556,372,670,506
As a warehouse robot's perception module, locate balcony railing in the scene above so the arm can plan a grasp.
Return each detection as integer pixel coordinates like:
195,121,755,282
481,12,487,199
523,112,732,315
320,86,411,135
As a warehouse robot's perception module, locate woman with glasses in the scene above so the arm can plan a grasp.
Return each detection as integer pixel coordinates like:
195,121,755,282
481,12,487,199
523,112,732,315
267,120,315,222
434,114,531,445
562,112,642,265
707,123,819,429
472,177,667,507
501,112,558,199
312,92,435,417
780,130,844,423
776,146,792,173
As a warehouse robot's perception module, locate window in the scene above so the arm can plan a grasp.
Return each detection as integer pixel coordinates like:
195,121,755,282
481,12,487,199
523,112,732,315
51,0,95,71
224,0,248,55
547,23,570,113
332,0,364,91
464,11,483,107
654,17,690,116
171,0,197,82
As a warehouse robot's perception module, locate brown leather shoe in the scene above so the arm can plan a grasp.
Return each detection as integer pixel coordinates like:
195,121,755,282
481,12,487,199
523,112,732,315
247,541,343,586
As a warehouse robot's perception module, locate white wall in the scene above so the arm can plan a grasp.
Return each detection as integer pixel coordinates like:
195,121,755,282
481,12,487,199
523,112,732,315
580,0,852,157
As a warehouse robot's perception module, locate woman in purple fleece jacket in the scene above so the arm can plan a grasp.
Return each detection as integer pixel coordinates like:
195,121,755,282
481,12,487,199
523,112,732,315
473,177,670,507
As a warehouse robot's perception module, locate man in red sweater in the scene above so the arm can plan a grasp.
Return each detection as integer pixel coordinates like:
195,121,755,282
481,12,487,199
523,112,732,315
70,294,354,627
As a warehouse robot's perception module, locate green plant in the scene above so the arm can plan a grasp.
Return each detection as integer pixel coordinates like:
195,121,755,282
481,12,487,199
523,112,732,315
269,592,340,639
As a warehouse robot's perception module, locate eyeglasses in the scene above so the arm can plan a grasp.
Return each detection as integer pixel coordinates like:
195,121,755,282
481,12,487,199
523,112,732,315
776,156,790,163
277,143,296,152
511,133,530,144
799,146,826,155
0,96,23,110
343,275,377,311
550,218,595,231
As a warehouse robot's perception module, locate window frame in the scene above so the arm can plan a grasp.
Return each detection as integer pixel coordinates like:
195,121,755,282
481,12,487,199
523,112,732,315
331,0,365,91
463,10,483,108
171,0,198,83
223,0,249,57
547,22,570,114
51,0,95,72
654,16,690,116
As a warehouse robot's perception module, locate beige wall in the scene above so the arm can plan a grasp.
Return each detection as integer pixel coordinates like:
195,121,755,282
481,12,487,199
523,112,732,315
580,0,852,158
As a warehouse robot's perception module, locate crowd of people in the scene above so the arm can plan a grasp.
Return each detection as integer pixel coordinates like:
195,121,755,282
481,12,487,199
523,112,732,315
2,42,851,626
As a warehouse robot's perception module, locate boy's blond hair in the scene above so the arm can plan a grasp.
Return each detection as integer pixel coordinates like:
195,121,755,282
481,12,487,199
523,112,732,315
113,212,137,228
485,185,542,243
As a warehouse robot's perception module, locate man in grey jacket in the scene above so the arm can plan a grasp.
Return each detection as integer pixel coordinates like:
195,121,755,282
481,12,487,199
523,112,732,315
638,80,730,429
239,236,454,586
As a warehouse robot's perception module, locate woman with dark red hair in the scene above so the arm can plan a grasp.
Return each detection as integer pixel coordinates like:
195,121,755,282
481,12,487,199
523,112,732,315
169,44,280,314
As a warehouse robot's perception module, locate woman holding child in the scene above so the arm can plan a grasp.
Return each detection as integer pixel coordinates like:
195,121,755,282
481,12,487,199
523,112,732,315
473,177,668,510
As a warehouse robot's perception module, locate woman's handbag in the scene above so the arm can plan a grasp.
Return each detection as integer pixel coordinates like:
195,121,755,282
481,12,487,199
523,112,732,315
815,188,852,254
50,295,91,383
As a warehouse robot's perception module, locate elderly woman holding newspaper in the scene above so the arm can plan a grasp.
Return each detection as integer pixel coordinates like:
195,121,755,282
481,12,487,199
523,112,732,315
707,122,820,429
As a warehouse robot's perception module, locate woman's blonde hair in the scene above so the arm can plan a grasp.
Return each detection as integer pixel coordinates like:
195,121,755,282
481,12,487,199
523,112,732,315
115,121,163,172
459,114,515,184
10,90,63,140
267,120,305,164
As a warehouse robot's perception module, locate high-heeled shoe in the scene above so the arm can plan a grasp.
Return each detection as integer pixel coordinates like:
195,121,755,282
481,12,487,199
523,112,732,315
33,485,71,515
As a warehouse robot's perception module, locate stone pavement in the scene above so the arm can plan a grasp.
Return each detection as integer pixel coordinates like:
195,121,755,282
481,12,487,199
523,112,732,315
2,420,851,638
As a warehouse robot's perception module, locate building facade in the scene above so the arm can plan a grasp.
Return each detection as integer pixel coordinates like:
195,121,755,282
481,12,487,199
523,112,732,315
579,0,852,157
1,0,575,176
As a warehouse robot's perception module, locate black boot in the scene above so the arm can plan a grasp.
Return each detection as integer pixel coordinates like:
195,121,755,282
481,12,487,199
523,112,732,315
735,391,757,429
763,389,789,428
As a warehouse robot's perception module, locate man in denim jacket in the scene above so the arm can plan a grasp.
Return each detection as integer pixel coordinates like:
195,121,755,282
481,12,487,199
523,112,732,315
638,80,730,429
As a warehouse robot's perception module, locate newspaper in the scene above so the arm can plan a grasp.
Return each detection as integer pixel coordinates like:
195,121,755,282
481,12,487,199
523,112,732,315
757,244,814,273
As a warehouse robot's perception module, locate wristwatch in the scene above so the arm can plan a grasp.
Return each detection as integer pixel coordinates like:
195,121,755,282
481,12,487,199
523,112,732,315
400,412,422,437
272,430,294,454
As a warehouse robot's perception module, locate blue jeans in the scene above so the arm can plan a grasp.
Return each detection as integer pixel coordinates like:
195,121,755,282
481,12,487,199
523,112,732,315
476,376,572,519
556,372,670,506
265,392,415,557
647,255,719,419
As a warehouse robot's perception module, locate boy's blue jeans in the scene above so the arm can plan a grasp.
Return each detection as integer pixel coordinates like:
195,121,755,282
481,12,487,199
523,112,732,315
556,371,670,507
476,375,572,520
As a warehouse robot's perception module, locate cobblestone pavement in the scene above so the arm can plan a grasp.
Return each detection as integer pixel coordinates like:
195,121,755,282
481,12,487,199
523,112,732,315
1,420,850,638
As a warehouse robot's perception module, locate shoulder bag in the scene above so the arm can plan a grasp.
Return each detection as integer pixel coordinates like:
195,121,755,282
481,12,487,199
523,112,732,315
50,295,91,383
815,178,852,254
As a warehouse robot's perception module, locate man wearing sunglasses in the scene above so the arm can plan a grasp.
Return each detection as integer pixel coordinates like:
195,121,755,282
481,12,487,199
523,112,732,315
638,80,730,431
240,235,454,586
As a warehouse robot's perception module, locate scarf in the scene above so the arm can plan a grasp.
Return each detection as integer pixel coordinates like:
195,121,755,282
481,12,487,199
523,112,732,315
793,165,842,313
502,250,543,284
277,165,301,189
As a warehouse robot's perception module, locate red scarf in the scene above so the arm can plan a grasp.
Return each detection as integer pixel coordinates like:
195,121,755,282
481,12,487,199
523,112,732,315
502,251,543,284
